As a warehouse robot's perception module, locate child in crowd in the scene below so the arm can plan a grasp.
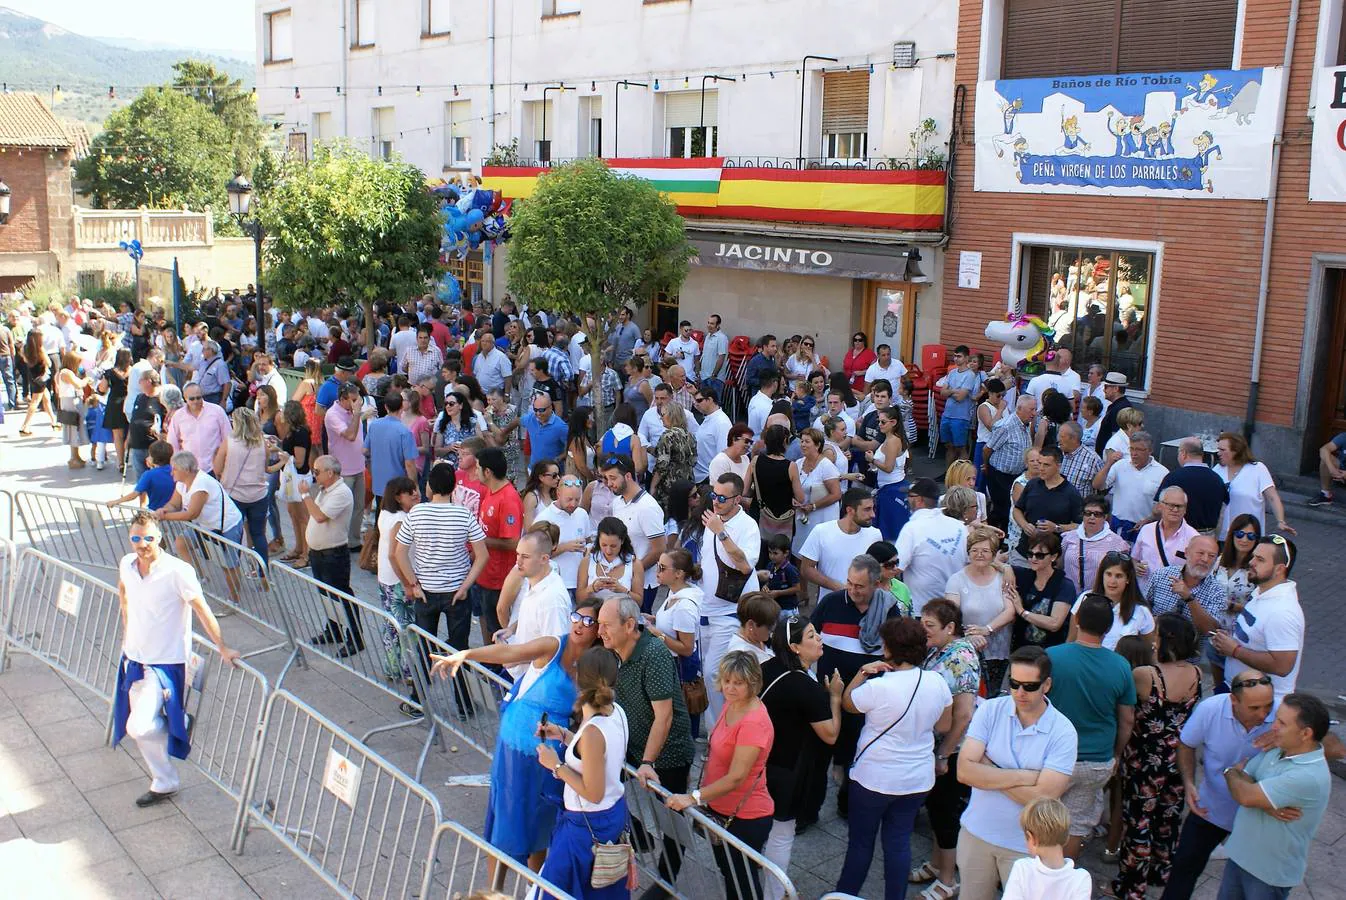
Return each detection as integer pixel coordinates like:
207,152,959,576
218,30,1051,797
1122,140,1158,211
756,533,801,616
105,441,176,511
1002,797,1092,900
85,391,113,472
894,377,919,449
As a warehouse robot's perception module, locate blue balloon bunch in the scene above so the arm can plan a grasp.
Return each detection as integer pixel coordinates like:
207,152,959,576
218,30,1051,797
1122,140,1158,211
119,238,144,261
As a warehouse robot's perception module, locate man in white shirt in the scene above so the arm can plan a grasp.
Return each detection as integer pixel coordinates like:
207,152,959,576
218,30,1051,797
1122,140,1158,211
896,478,970,604
472,331,514,395
504,530,573,679
813,389,857,436
1210,535,1304,701
699,313,729,386
698,472,762,722
663,319,700,375
800,488,883,594
534,480,595,592
602,454,666,607
1094,430,1169,541
388,314,418,362
693,384,732,483
250,352,288,406
863,343,908,392
747,367,780,445
112,510,238,807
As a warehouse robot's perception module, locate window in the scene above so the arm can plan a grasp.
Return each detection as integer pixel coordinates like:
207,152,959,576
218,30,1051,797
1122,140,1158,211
372,106,395,159
544,0,581,15
424,0,451,35
265,9,293,63
525,100,554,162
665,91,717,158
1001,0,1237,79
287,131,309,159
822,70,869,160
445,100,471,167
1018,244,1156,389
353,0,375,47
313,111,333,144
580,96,602,157
445,253,485,305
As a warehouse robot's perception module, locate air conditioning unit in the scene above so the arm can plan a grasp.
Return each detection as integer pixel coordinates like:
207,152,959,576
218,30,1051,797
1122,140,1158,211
892,41,917,69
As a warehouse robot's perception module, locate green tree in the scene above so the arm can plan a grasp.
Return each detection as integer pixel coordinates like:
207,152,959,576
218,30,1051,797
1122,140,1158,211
256,141,443,349
172,60,264,177
505,158,694,429
75,86,234,212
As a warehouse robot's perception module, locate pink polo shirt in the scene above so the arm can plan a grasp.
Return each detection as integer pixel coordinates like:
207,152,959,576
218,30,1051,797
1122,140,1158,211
166,402,230,473
324,403,366,476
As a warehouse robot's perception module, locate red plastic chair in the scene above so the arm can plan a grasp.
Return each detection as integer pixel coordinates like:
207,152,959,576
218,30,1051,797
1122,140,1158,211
692,329,706,350
921,344,947,375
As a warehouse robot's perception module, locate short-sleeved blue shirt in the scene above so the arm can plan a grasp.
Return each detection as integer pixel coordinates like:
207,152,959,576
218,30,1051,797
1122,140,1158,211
1179,693,1274,831
364,415,418,499
135,464,177,511
315,375,341,410
1225,746,1331,887
520,413,568,467
943,368,982,422
960,697,1079,852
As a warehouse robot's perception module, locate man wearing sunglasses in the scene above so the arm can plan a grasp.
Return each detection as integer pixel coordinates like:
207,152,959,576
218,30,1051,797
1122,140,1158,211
697,472,762,723
1211,535,1303,701
692,384,732,485
956,646,1078,900
112,510,238,808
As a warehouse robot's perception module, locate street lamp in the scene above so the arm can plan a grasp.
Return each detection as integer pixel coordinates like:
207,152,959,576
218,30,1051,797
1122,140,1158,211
0,179,11,225
226,174,266,355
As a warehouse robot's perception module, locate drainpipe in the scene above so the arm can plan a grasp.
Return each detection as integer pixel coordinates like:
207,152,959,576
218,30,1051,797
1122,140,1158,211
339,0,350,137
486,0,497,304
1244,0,1300,441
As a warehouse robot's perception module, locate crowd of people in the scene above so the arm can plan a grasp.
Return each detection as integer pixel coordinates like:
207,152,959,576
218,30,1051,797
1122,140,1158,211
12,284,1340,900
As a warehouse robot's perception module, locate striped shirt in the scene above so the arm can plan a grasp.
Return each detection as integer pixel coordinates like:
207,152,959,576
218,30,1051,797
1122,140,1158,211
986,414,1033,474
395,501,486,592
1060,445,1103,497
810,588,899,683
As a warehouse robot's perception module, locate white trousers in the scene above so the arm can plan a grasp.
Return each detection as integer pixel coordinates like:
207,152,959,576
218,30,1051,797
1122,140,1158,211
699,615,739,727
127,675,180,793
763,818,795,900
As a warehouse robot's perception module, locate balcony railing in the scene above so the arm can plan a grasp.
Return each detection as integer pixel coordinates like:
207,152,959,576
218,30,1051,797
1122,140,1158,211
72,207,214,250
481,155,947,171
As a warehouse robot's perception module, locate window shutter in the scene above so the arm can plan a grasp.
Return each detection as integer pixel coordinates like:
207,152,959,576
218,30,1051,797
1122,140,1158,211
450,100,470,137
822,70,870,132
1118,0,1237,72
1002,0,1120,79
268,11,293,61
530,100,554,135
665,91,716,128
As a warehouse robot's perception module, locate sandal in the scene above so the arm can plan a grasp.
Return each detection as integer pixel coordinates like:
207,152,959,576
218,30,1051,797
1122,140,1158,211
18,430,31,436
1101,847,1120,864
292,556,309,569
910,862,940,884
918,879,959,900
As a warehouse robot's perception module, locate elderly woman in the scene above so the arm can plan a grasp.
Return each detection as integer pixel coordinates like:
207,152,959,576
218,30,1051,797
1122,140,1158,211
836,617,953,900
1059,494,1131,595
125,368,165,482
666,651,775,900
945,523,1016,696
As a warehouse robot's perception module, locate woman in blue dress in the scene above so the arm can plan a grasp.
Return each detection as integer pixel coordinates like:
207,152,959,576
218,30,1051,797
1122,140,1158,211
431,597,602,868
433,388,487,470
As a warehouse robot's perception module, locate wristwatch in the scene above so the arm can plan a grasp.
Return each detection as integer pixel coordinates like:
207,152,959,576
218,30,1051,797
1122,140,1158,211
717,532,730,543
691,789,704,805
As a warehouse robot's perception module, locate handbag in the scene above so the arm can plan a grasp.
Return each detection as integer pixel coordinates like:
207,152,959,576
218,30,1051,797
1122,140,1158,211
682,676,709,717
712,537,750,604
581,811,634,889
754,469,794,540
56,404,81,426
358,524,380,573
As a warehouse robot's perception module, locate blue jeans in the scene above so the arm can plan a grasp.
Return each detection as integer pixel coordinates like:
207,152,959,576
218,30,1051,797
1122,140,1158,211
836,782,927,900
128,448,149,484
0,355,16,408
266,472,283,541
233,497,270,567
1215,860,1291,900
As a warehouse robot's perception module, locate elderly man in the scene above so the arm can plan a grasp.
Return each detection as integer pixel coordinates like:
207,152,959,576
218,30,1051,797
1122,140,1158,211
1147,534,1225,653
956,646,1078,900
195,341,232,407
472,330,513,395
598,596,694,885
1159,671,1277,900
325,381,371,549
165,385,229,475
664,364,698,415
1211,536,1303,701
1132,486,1200,595
301,455,362,656
1157,437,1229,531
983,394,1037,532
1092,371,1133,454
535,478,595,596
112,510,238,807
1058,420,1102,497
1094,430,1169,542
249,352,287,406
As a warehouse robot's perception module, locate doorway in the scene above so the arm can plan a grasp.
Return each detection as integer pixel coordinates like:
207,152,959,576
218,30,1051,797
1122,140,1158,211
863,281,919,364
1321,271,1346,442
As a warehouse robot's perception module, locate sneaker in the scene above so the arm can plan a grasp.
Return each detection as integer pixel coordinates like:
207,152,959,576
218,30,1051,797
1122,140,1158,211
95,460,105,471
1307,493,1335,508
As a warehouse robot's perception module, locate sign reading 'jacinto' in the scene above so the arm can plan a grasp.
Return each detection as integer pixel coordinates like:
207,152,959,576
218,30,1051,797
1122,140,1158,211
713,243,835,267
688,234,911,280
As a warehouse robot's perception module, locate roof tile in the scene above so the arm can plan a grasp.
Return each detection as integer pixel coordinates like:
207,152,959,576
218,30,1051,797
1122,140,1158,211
0,92,74,149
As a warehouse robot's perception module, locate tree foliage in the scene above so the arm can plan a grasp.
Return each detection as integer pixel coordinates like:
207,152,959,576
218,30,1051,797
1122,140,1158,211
255,142,443,347
74,86,234,212
505,158,694,427
171,60,264,176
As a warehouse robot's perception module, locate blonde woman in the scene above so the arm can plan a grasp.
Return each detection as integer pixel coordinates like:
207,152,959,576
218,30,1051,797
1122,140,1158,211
214,407,274,565
291,357,325,446
945,523,1016,695
55,350,92,468
275,400,314,567
784,336,823,392
940,459,988,523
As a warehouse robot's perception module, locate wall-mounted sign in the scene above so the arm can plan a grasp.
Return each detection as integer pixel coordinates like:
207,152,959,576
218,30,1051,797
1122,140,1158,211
975,67,1283,199
1310,66,1346,202
687,233,911,281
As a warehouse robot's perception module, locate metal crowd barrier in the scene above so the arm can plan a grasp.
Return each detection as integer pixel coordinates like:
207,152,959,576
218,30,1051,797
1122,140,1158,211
232,688,442,900
0,535,14,673
418,821,573,900
266,561,425,745
12,489,141,576
401,624,510,778
0,487,13,542
184,633,271,803
0,548,123,706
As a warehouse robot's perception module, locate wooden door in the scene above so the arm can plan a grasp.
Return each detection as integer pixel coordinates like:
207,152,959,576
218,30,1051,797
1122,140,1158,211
1322,274,1346,439
865,281,919,364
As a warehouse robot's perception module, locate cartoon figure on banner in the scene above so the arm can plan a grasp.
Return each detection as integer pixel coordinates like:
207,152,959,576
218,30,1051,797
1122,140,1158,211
985,315,1056,375
993,97,1024,157
1058,112,1091,155
1181,73,1232,111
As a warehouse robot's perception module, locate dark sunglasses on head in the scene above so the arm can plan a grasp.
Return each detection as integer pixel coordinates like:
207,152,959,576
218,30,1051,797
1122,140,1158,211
1232,529,1258,540
1104,550,1132,561
570,611,597,627
1230,675,1272,690
1008,678,1043,693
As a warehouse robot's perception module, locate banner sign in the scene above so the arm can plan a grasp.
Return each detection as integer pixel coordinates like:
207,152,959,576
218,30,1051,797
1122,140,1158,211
1310,66,1346,202
975,67,1283,199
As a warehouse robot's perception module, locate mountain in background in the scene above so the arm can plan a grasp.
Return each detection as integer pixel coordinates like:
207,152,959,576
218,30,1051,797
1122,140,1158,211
91,36,253,63
0,7,255,128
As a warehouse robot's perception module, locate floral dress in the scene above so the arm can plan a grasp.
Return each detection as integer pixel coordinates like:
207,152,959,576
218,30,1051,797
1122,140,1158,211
653,426,696,509
488,406,523,482
1113,665,1202,900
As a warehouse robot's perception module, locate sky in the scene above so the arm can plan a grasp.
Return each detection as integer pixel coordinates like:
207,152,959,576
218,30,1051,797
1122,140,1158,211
4,0,255,57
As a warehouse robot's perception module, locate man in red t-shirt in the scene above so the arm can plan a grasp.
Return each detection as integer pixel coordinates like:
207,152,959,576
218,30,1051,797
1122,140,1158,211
473,445,523,647
429,306,452,353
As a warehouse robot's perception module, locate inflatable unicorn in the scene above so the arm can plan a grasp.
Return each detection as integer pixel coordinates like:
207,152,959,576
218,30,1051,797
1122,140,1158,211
985,315,1055,373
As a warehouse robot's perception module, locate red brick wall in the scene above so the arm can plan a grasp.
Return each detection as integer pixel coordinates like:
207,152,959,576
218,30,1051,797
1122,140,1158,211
942,0,1333,428
0,149,52,254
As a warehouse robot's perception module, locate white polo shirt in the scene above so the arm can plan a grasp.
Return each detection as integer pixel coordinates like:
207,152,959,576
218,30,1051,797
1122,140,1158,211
534,504,595,588
119,552,201,665
1105,458,1170,523
864,358,908,387
508,569,573,679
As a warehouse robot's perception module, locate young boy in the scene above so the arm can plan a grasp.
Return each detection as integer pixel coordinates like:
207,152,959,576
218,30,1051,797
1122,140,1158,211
106,441,176,511
1001,797,1092,900
755,533,802,615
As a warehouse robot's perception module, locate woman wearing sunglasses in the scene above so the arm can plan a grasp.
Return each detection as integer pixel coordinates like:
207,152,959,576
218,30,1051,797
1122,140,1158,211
431,598,602,871
842,332,876,395
1059,494,1130,595
1008,532,1076,651
1209,514,1260,686
784,337,823,393
1068,550,1156,652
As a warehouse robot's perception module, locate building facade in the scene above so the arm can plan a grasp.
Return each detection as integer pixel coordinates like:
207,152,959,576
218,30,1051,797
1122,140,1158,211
942,0,1346,474
0,93,75,293
254,0,957,370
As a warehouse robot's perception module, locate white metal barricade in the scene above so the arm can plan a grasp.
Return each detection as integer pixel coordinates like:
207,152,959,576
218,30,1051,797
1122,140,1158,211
0,535,14,673
233,689,442,899
419,821,574,900
0,548,123,703
0,487,13,542
184,633,271,802
12,490,141,576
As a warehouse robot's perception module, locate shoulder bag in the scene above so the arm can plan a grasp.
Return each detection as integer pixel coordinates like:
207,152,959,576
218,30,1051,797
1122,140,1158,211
754,462,795,541
851,669,924,768
712,535,750,604
358,524,380,573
